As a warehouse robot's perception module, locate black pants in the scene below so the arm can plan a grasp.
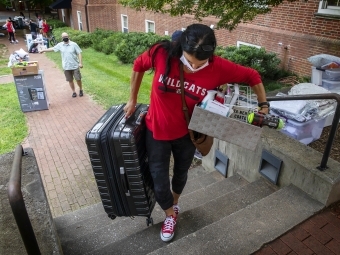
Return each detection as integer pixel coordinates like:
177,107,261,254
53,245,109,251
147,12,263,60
8,32,15,42
146,128,196,211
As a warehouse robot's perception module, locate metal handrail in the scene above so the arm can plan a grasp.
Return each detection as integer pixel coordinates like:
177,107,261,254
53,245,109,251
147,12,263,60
7,145,41,255
267,93,340,171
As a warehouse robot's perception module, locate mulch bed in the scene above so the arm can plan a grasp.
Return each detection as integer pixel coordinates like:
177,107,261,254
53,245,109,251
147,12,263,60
308,125,340,163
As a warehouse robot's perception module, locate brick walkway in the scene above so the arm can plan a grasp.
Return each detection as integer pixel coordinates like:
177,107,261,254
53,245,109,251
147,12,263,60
0,29,103,218
254,202,340,255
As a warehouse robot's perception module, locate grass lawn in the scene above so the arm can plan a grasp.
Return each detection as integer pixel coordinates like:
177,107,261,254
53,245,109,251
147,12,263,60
0,43,28,154
0,82,28,154
0,44,11,76
45,47,153,109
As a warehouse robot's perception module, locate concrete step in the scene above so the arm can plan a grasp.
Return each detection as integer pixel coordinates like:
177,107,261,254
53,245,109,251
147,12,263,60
89,177,275,255
54,165,215,231
57,172,248,255
149,184,324,255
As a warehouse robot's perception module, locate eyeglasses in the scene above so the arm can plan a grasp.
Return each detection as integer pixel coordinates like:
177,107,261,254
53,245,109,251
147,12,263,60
186,37,215,52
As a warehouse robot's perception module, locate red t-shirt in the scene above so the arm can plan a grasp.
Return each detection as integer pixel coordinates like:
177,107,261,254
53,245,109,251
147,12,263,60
6,22,14,33
42,23,49,33
133,46,262,141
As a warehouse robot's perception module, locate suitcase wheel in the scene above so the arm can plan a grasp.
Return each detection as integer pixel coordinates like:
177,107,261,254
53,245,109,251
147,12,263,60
146,217,153,226
108,214,117,220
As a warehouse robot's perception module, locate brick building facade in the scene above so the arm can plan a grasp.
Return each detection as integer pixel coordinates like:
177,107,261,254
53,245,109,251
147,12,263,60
57,0,340,77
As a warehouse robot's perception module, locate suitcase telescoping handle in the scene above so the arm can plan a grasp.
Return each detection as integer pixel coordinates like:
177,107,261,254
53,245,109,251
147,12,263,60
135,110,147,125
122,109,147,125
120,167,130,196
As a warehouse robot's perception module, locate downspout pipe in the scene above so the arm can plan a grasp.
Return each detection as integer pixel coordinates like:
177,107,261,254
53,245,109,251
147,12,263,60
85,0,89,32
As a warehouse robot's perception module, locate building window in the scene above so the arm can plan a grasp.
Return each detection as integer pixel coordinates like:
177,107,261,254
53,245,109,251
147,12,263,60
121,15,128,33
61,9,65,23
318,0,340,15
77,11,83,31
237,41,261,49
145,20,155,33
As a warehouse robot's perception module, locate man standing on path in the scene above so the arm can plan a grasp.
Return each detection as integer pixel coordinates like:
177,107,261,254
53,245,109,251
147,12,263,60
39,32,84,98
27,19,38,39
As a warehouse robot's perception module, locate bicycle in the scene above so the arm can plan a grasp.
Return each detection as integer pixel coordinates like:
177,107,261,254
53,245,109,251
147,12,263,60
47,28,58,47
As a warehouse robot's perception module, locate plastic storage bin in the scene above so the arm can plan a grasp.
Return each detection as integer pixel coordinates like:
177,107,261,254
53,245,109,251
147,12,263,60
322,68,340,81
281,117,326,145
322,79,340,93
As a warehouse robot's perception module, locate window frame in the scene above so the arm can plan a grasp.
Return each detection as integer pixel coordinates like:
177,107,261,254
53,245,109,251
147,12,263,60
77,11,83,31
317,0,340,15
61,9,65,23
236,41,261,49
145,20,155,33
121,14,128,33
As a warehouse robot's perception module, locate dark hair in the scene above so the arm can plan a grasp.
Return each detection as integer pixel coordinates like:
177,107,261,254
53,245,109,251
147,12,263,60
149,24,216,88
181,24,216,61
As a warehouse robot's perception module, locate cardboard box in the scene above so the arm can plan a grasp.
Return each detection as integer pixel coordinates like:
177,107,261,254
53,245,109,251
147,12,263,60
12,61,39,76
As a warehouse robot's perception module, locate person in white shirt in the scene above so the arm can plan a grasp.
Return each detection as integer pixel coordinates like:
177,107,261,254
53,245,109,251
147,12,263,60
39,32,84,98
38,17,43,34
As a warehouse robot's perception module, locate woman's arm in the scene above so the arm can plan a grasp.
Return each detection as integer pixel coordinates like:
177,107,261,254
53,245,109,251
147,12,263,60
251,83,269,114
124,71,145,118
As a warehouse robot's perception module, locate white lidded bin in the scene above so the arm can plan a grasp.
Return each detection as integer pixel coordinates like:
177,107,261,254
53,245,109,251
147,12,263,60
281,117,326,145
311,66,323,86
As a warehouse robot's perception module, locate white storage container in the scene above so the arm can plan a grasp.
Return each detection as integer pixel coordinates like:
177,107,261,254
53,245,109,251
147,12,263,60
322,68,340,81
321,79,340,93
311,66,323,86
281,117,326,145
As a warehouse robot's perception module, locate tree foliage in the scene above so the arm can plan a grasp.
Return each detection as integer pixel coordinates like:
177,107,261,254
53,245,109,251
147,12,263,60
0,0,54,13
119,0,299,31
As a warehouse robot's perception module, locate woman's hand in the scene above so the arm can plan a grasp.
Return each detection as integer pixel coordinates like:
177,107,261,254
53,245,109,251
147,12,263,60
124,101,136,119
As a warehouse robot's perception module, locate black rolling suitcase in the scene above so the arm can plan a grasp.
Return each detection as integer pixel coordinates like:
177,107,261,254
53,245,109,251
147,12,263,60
86,103,155,226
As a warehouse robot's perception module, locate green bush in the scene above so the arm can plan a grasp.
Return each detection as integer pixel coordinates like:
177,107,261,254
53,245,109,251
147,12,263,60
91,29,116,52
114,32,170,64
51,27,73,38
70,33,93,48
214,46,226,57
51,28,92,48
46,19,68,29
219,45,281,80
101,33,123,55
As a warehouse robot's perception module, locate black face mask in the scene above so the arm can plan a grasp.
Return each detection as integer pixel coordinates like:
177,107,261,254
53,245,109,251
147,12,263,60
63,37,69,42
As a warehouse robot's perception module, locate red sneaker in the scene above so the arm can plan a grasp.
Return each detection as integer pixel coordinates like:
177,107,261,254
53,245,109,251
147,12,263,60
160,215,177,242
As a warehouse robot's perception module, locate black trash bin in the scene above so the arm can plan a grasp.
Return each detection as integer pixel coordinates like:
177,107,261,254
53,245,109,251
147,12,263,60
17,17,24,29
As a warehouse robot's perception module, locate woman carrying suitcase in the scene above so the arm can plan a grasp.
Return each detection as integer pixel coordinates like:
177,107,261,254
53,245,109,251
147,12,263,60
124,23,269,242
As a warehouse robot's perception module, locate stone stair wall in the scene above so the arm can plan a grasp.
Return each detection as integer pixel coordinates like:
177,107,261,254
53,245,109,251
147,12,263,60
54,165,323,255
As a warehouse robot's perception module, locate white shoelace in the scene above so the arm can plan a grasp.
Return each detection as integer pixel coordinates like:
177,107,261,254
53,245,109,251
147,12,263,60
162,216,176,232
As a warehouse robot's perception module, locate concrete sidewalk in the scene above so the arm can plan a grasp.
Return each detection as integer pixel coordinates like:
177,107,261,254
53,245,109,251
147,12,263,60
0,31,104,217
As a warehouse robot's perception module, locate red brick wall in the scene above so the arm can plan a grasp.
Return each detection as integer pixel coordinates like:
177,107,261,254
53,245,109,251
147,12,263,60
70,0,340,77
71,0,87,31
